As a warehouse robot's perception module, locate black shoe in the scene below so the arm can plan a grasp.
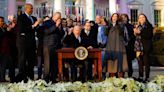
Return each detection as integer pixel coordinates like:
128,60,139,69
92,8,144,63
102,73,106,80
0,79,8,82
71,75,77,82
43,76,50,83
15,73,26,83
132,77,137,80
37,76,42,80
10,77,16,83
136,78,143,82
82,79,86,83
23,78,28,83
143,78,149,83
52,79,58,83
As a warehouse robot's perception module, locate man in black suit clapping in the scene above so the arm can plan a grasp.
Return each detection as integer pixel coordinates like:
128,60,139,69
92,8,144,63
16,3,42,82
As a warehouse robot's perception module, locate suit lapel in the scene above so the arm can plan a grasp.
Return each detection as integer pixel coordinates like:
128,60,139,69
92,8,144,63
23,13,33,25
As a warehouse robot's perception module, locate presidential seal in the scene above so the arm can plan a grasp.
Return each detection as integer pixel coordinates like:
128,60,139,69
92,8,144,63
75,46,88,60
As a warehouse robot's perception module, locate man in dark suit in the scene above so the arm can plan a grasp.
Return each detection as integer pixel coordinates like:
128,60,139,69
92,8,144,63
16,3,41,82
64,26,86,48
42,12,64,83
0,16,7,82
63,25,87,82
0,16,17,82
81,21,98,80
81,21,98,48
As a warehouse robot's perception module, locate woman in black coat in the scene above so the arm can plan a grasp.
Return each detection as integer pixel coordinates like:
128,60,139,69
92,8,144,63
134,13,153,82
120,14,136,78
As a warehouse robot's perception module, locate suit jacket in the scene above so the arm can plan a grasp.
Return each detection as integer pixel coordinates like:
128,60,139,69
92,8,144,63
63,33,86,48
92,23,98,39
81,29,98,48
17,13,37,48
0,27,15,55
0,28,4,44
0,28,5,54
42,19,64,49
140,23,153,53
125,23,136,60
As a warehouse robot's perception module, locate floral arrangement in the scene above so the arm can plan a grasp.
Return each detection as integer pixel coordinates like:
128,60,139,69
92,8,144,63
0,75,163,92
146,75,164,92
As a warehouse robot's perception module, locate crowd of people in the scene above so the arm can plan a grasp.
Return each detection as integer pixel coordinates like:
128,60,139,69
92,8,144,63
0,3,153,83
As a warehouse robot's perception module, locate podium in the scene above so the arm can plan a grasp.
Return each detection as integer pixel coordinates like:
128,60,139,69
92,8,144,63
57,48,102,81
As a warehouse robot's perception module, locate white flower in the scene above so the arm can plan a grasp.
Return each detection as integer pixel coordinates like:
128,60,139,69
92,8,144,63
146,82,162,92
0,85,9,92
0,76,163,92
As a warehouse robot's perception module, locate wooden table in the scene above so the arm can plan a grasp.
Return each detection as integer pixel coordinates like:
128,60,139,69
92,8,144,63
57,48,102,81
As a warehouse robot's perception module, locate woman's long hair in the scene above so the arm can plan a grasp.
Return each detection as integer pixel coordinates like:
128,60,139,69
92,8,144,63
108,13,120,29
110,13,120,24
120,14,130,24
138,13,151,26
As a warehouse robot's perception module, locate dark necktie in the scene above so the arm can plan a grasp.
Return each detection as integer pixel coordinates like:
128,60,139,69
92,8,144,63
29,16,34,24
75,38,80,47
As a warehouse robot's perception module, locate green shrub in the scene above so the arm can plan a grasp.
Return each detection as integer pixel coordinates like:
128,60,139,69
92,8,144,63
153,32,164,54
151,32,164,66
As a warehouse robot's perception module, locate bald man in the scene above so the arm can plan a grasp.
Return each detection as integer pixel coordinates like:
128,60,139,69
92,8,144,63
16,3,41,82
41,12,64,82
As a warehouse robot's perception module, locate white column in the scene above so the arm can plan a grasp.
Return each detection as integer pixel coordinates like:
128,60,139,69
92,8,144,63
86,0,95,21
75,0,81,16
119,0,128,14
161,10,164,26
7,0,16,17
53,0,65,18
26,0,34,5
109,0,117,15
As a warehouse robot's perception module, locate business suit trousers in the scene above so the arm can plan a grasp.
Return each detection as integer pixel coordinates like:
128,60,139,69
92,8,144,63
17,45,35,82
0,54,7,82
69,59,86,82
43,46,58,82
0,53,16,82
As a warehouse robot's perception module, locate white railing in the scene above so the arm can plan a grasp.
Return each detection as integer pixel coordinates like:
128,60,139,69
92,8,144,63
33,6,53,18
65,4,85,19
